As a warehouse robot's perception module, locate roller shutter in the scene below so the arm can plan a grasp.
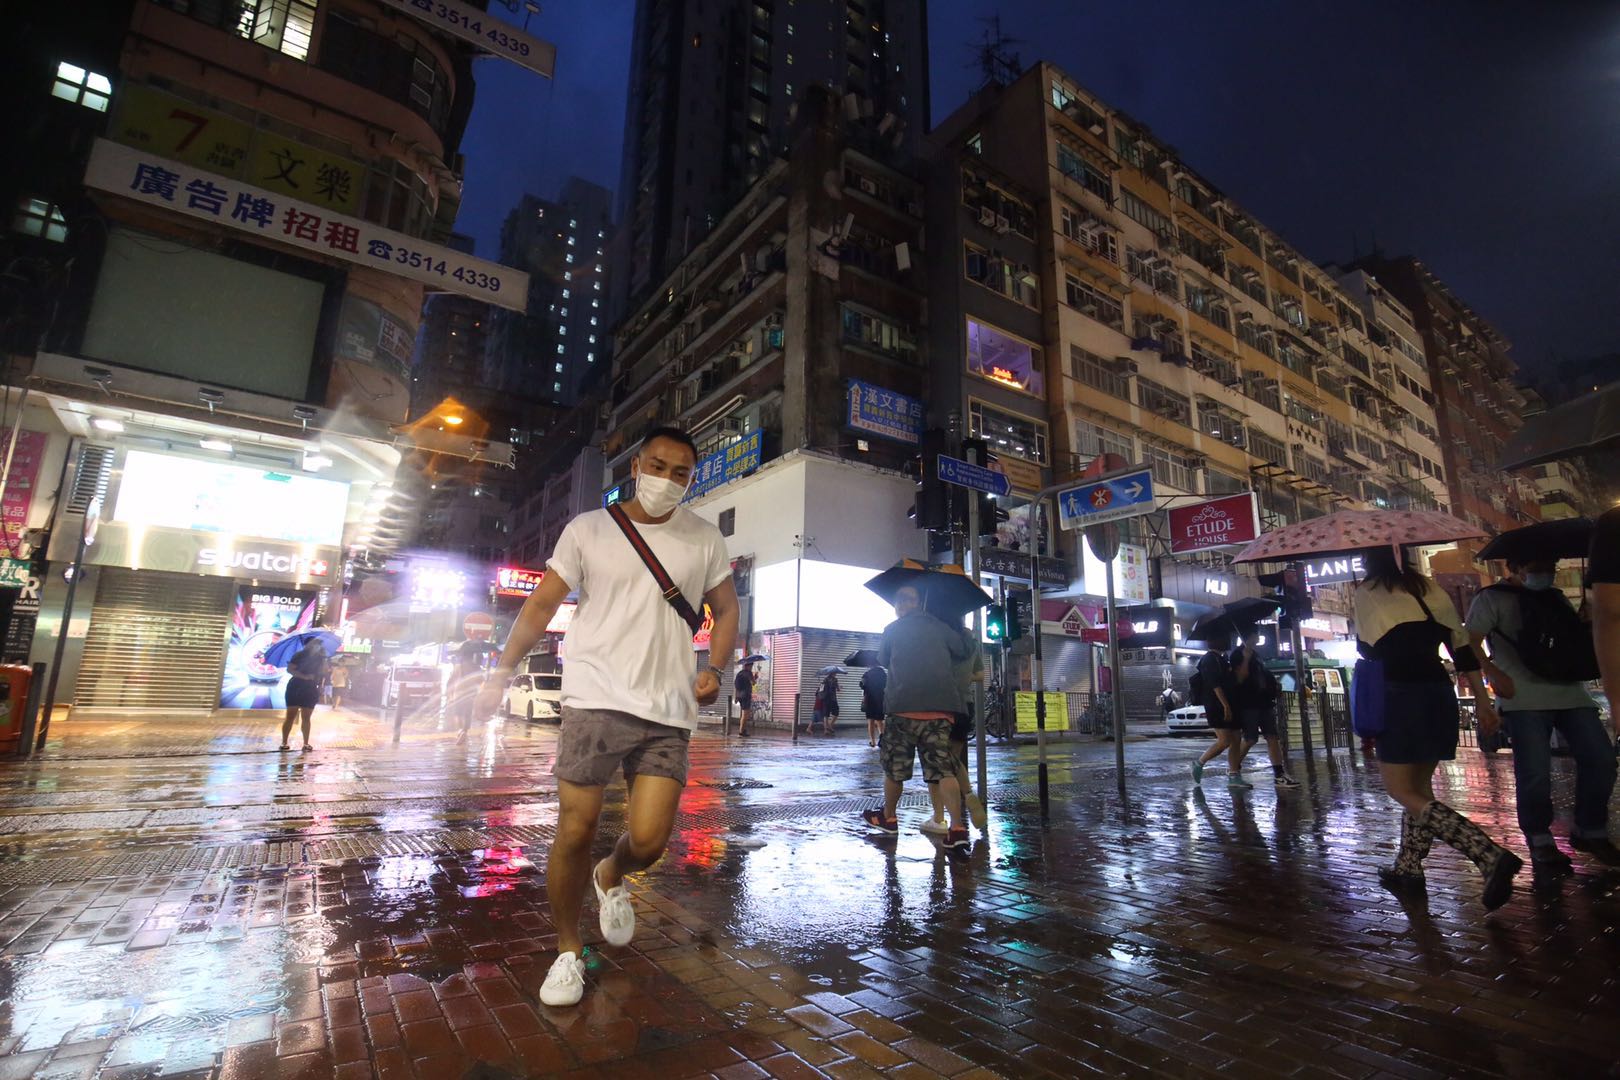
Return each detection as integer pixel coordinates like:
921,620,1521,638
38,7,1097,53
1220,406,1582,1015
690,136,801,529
75,569,233,712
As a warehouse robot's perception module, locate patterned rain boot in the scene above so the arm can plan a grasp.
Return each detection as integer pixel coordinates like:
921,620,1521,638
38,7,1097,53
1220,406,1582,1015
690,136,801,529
1378,810,1432,895
1417,801,1523,911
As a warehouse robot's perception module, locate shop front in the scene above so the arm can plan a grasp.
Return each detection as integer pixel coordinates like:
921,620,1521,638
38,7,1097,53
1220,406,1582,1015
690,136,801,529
45,444,346,715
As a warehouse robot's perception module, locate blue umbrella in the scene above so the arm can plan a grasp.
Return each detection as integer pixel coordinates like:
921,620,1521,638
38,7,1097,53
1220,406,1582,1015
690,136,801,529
263,630,341,670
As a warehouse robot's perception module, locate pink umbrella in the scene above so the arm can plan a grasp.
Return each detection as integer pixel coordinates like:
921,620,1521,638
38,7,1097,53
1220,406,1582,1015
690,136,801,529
1231,509,1486,565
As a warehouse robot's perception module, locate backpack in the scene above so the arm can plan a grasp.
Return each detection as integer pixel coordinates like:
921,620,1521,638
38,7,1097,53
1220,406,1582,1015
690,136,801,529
1486,583,1600,683
1187,670,1205,709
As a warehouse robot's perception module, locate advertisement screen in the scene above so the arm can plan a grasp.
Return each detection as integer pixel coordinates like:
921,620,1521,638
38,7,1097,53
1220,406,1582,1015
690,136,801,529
115,450,349,546
221,586,320,709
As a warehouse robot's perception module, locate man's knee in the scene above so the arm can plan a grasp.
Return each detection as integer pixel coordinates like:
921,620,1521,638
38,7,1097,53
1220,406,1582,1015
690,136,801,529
625,826,670,865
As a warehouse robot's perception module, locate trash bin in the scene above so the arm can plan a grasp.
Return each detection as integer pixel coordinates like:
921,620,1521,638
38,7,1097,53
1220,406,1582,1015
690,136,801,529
0,664,33,752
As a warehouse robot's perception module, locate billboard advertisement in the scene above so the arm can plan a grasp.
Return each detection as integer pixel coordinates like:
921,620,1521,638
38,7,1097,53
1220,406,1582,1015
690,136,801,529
221,586,320,709
1166,493,1260,554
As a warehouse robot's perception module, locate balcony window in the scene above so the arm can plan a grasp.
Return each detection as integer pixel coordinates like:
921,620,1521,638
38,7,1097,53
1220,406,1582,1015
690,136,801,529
1144,444,1197,491
1189,345,1237,386
12,197,67,243
1075,419,1134,464
965,242,1038,308
1063,275,1123,331
841,304,916,361
1243,372,1282,413
1119,189,1172,239
1069,345,1132,401
969,400,1048,464
52,62,112,111
1060,204,1117,262
1055,144,1112,202
1206,469,1247,496
1136,377,1191,427
155,0,317,61
967,318,1043,396
1248,429,1287,466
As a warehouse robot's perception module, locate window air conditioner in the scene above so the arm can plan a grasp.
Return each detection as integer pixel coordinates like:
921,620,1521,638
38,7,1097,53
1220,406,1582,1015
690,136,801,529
859,177,878,196
978,207,997,227
995,215,1011,233
1080,303,1100,317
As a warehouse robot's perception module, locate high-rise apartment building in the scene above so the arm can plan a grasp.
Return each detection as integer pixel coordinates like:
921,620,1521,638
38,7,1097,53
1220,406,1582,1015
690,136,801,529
486,179,614,409
612,0,929,316
921,62,1461,698
1348,255,1541,581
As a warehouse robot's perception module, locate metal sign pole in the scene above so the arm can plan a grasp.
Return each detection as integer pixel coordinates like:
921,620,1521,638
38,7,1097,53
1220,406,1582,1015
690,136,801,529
965,455,988,814
1030,499,1050,821
1105,552,1126,794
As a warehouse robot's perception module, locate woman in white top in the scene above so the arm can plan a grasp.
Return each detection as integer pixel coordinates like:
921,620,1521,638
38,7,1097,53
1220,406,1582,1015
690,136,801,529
1353,545,1521,910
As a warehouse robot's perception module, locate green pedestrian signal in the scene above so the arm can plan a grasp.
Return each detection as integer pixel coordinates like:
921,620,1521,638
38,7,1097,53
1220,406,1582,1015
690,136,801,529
985,603,1006,640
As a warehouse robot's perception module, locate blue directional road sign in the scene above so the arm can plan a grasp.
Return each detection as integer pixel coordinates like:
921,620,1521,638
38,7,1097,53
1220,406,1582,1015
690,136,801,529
1057,468,1156,530
936,455,1011,497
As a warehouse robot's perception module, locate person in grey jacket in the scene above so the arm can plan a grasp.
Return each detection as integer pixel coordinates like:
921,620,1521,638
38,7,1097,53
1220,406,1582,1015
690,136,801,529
861,584,973,854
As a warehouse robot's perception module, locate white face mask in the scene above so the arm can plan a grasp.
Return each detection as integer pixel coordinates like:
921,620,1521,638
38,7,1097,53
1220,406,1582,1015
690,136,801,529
634,472,688,517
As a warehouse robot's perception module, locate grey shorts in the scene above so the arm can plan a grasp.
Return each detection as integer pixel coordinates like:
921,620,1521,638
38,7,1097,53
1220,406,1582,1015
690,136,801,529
554,706,692,787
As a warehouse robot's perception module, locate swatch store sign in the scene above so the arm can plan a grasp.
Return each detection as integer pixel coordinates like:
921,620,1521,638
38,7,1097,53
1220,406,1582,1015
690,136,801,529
75,450,345,586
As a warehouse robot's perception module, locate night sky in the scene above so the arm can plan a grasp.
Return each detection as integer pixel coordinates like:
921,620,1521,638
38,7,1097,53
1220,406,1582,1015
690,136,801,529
457,1,1620,373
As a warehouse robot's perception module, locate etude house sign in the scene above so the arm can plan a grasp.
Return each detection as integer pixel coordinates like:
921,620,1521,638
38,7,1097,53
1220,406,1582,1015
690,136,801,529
1166,493,1260,555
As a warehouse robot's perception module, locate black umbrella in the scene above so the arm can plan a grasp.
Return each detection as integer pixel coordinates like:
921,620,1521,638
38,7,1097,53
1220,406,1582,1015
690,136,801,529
1189,598,1281,641
1498,383,1620,470
1477,518,1595,564
864,560,993,620
1223,597,1283,633
1188,610,1237,642
845,649,880,667
740,654,768,664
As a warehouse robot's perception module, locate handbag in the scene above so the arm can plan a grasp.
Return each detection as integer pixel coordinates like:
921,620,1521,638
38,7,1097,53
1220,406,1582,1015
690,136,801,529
1351,587,1443,739
606,503,705,634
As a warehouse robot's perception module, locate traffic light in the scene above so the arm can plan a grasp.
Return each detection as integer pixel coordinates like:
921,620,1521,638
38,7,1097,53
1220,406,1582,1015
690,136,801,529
907,428,949,531
977,493,1010,536
1005,591,1028,642
985,603,1007,641
1259,568,1312,629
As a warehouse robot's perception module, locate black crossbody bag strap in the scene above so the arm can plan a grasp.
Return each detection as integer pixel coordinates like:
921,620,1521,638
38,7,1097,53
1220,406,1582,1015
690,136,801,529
607,503,705,634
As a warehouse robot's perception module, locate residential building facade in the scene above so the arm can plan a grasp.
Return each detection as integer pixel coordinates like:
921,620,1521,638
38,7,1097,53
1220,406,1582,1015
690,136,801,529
612,0,930,317
605,85,928,726
0,0,537,713
1348,254,1541,584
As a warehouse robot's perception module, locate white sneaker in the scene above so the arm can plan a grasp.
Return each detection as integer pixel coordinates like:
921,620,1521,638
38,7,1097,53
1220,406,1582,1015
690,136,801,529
919,818,949,835
539,951,585,1007
593,858,636,947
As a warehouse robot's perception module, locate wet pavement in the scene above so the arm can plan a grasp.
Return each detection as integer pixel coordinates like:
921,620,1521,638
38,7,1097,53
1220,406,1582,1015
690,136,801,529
0,710,1616,1078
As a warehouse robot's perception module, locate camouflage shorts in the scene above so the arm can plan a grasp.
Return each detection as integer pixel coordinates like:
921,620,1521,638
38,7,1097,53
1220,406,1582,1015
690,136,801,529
879,715,955,784
554,707,691,787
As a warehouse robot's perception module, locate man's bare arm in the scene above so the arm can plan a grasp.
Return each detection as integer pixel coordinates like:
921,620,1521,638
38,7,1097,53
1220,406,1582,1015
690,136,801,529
494,572,572,674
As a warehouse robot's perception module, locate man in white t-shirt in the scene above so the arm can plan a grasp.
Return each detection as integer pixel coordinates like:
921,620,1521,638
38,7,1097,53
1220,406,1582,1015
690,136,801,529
478,427,739,1007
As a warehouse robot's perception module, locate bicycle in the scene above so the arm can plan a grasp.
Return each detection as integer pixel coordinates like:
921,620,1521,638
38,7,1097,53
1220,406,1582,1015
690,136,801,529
984,681,1014,740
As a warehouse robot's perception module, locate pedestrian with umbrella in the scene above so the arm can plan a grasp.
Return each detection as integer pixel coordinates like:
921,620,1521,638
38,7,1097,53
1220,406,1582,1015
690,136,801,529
269,630,338,752
1187,613,1246,789
1233,509,1523,908
734,655,765,737
1354,545,1522,908
859,561,989,855
810,665,844,735
1215,598,1299,789
1465,519,1617,882
850,651,887,749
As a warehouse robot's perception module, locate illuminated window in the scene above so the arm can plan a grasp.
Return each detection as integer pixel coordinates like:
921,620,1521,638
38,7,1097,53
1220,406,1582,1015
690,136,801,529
556,344,565,354
565,254,574,263
553,381,562,392
562,288,570,298
12,197,67,242
966,317,1043,396
555,362,564,372
52,62,111,111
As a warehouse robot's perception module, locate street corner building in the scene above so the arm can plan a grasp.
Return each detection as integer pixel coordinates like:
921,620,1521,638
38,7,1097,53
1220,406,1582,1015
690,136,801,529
0,0,550,719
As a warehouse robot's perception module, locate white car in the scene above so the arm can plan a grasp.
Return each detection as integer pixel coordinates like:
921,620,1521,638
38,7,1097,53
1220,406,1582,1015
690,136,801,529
504,673,562,722
1165,704,1208,734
